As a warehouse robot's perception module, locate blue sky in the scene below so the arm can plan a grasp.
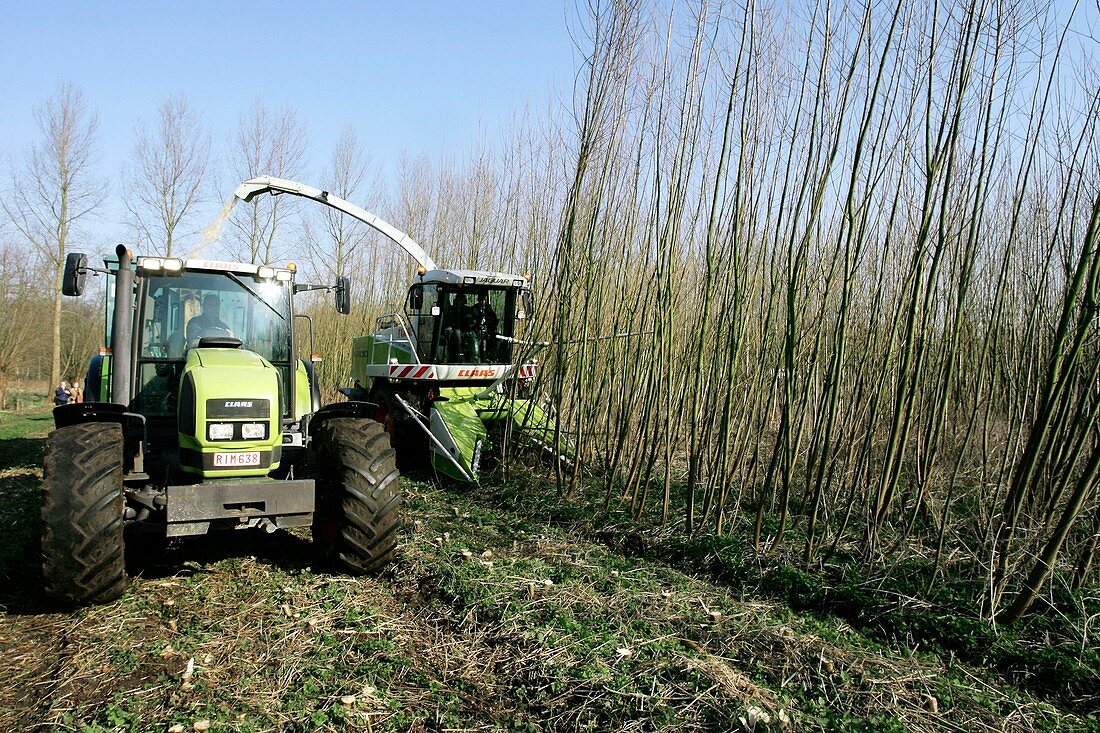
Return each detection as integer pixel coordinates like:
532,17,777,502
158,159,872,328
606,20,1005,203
0,1,578,233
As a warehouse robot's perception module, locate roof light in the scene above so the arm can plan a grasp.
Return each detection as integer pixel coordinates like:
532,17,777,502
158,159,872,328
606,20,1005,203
275,270,293,282
513,279,524,287
286,262,297,271
417,265,427,276
140,257,163,271
257,266,275,280
463,276,475,285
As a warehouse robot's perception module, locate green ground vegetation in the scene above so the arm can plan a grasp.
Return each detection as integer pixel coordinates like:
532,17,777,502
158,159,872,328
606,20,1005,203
0,408,1096,732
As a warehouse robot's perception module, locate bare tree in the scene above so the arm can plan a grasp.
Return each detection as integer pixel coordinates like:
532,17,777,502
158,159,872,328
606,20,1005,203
307,125,374,280
123,95,210,257
300,125,379,396
0,238,41,406
226,100,309,264
2,83,104,390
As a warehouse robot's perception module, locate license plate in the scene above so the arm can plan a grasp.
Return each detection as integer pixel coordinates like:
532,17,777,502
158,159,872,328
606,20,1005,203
213,451,260,467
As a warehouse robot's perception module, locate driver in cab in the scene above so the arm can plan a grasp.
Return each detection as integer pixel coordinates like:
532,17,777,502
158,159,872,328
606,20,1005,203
186,293,233,346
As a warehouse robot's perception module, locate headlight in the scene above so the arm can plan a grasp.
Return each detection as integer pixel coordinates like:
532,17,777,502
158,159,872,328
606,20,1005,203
275,270,293,282
208,423,233,440
241,423,266,440
163,258,184,272
257,266,275,280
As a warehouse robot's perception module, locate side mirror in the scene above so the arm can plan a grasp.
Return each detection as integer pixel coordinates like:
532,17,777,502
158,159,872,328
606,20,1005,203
408,285,423,311
62,252,88,296
334,275,351,315
518,290,534,320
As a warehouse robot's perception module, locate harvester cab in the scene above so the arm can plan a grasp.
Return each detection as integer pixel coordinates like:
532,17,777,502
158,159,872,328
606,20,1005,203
367,268,532,376
231,176,570,485
42,239,400,607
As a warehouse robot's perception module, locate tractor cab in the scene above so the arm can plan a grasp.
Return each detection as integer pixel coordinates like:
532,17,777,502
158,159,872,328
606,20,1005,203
132,259,295,415
82,255,319,483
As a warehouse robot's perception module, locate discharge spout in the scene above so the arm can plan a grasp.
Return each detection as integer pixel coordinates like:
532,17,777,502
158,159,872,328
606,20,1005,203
233,176,437,271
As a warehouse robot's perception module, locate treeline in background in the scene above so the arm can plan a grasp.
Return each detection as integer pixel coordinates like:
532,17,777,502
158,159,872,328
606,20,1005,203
2,0,1099,627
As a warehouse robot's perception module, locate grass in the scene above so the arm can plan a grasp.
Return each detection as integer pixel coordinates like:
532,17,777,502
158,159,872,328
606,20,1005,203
476,465,1100,722
0,409,1097,731
0,387,50,413
0,407,52,579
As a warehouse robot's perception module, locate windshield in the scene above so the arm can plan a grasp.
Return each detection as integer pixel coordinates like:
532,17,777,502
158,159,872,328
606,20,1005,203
411,284,516,365
140,271,291,364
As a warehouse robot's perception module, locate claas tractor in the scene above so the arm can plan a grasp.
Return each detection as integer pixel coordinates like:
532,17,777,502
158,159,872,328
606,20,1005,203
44,244,401,605
233,177,570,484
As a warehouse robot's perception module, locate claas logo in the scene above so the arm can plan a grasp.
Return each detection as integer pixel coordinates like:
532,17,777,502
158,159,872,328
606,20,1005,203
457,368,496,378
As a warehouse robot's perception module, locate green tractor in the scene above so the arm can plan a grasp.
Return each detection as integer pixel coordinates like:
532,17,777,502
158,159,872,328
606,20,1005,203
44,245,401,605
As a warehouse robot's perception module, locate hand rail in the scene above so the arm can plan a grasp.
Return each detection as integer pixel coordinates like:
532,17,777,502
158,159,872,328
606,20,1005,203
375,312,421,364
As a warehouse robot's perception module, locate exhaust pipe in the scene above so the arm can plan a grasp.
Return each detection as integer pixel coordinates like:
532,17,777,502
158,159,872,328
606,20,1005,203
111,244,134,408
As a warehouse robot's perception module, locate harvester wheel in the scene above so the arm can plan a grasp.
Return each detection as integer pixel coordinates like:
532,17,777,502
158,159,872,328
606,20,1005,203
41,422,128,605
312,418,401,573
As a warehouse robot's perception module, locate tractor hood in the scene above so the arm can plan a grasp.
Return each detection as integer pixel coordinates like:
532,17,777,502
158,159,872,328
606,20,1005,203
177,347,282,478
188,347,272,371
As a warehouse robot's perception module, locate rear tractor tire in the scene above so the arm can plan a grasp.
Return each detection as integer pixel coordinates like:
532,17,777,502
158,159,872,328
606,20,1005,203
312,418,402,573
41,422,128,605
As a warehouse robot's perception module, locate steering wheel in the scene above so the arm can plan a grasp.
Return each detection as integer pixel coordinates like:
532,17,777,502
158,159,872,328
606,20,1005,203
189,326,235,348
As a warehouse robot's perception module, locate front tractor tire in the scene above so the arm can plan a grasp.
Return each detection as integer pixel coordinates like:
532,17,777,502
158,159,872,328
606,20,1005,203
41,422,128,605
313,418,402,573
